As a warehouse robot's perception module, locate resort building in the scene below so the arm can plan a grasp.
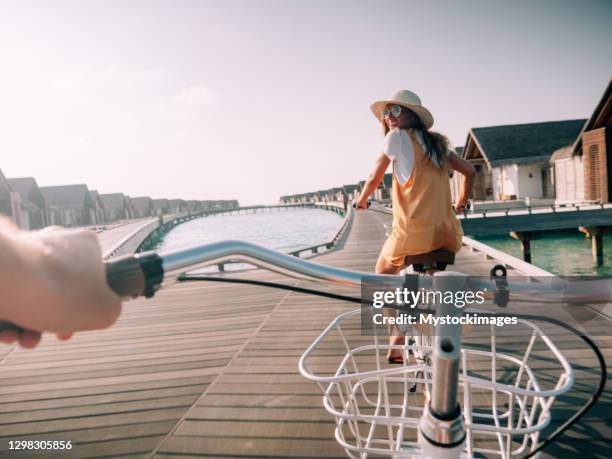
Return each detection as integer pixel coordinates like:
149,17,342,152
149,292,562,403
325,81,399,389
0,169,17,222
342,184,359,202
40,184,96,227
100,193,130,221
169,199,187,214
316,190,328,202
89,190,106,225
185,200,204,214
124,196,136,219
6,177,48,230
458,119,586,202
153,198,170,215
132,196,155,217
568,79,612,203
375,173,393,202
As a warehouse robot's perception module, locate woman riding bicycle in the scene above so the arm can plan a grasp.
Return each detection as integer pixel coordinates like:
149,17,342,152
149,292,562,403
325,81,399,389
354,89,475,361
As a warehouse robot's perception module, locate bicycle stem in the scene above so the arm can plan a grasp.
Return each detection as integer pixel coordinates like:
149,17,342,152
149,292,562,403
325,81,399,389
418,272,467,458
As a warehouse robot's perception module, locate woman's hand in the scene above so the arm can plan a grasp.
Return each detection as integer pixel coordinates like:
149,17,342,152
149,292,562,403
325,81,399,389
454,200,469,213
353,200,369,210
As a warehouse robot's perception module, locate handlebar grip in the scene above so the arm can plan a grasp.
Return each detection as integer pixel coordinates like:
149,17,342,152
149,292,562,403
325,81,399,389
105,252,164,299
0,253,164,336
105,254,147,299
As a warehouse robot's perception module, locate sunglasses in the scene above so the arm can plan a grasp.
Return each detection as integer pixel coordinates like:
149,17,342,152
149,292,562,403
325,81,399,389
382,105,403,118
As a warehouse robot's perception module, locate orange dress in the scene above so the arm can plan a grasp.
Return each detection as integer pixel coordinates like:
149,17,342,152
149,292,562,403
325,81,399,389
381,129,464,267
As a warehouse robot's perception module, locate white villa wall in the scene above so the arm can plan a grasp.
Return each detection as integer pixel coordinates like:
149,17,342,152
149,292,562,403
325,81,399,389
517,163,544,198
492,168,501,200
496,164,518,198
493,163,545,199
554,156,584,202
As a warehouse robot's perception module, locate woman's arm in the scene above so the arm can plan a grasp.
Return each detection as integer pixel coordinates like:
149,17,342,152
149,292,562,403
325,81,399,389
447,151,476,212
355,153,391,208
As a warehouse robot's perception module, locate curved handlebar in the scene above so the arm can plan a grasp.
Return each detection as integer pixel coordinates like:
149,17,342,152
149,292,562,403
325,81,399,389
1,240,610,334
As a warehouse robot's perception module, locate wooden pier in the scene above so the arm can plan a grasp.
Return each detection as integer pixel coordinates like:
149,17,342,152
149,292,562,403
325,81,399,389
0,210,609,458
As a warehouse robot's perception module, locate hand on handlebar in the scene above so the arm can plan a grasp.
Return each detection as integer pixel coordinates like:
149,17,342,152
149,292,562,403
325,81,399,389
454,200,471,214
352,200,371,210
0,222,122,348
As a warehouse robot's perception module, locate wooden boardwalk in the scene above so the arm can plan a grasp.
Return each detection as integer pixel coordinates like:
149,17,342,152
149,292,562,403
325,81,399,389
0,210,610,458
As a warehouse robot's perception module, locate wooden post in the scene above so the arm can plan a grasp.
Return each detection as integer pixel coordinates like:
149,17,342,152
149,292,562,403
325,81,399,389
579,226,604,266
510,231,535,263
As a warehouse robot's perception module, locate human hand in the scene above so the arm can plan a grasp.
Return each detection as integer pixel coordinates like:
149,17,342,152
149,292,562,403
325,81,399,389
2,225,122,346
454,200,470,213
352,200,369,210
0,327,73,349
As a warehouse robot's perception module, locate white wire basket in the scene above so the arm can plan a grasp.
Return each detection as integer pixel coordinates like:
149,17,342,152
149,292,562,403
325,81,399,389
299,309,574,459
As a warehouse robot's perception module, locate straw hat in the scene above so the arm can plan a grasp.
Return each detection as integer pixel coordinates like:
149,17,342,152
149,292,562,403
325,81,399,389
370,89,434,129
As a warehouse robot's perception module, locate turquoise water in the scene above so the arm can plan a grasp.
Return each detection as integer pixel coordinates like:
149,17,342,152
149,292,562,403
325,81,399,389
475,230,612,276
154,208,343,270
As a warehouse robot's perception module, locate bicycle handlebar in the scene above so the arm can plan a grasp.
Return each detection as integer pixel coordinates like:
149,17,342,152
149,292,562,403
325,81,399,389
1,240,610,334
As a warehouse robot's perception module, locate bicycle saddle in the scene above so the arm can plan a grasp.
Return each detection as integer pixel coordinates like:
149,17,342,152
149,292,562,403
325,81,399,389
403,249,455,273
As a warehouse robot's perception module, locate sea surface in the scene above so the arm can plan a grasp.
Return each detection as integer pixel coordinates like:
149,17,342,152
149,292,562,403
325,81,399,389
476,230,612,276
154,208,343,271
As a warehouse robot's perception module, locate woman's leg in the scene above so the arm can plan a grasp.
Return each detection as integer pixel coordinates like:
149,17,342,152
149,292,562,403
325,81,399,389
375,253,405,362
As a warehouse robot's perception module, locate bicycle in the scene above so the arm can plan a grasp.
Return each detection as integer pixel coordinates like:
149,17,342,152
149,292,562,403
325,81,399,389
0,240,605,458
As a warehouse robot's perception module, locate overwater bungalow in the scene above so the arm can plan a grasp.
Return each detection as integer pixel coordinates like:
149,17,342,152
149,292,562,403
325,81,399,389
88,190,106,225
185,200,204,213
100,193,129,221
375,173,393,202
124,196,136,219
0,169,16,222
449,147,463,200
227,199,239,209
564,78,612,203
459,119,586,202
199,200,214,211
304,192,317,203
131,196,154,218
169,199,187,214
315,190,327,202
40,184,95,227
6,177,48,229
153,198,170,215
342,184,359,201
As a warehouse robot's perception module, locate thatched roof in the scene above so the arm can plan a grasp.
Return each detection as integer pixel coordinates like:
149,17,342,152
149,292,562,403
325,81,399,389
470,119,586,167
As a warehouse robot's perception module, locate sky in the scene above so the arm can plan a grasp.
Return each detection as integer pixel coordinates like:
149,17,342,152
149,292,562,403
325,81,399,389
0,0,610,205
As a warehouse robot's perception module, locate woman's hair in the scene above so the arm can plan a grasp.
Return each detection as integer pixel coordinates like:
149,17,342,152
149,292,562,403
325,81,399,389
382,108,451,168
